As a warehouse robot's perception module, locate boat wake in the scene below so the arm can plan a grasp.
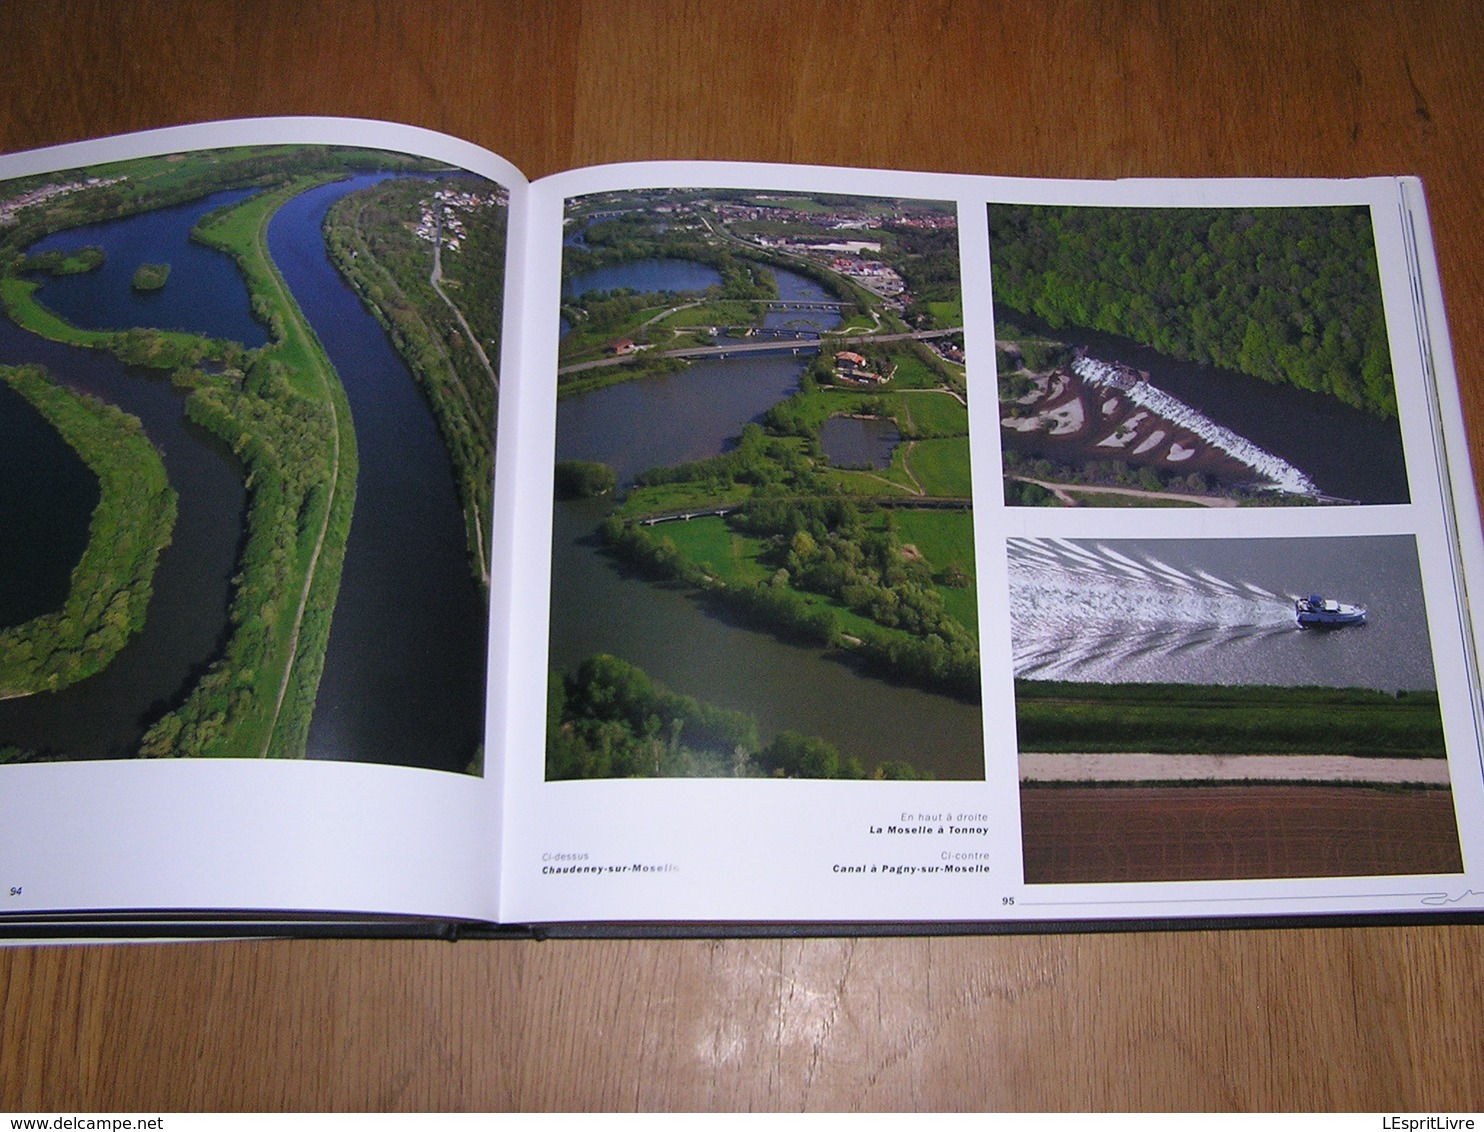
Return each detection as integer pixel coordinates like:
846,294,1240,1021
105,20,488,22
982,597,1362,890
1009,538,1297,681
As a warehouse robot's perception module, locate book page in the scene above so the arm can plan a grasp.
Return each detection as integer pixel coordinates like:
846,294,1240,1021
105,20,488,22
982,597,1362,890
498,161,1484,926
0,119,524,924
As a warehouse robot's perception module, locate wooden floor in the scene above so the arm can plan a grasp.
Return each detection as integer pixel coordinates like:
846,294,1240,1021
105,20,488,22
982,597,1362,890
3,0,1483,1111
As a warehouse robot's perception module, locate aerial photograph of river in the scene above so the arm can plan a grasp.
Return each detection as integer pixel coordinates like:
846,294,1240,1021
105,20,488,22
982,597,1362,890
0,145,506,774
547,187,980,782
989,202,1409,508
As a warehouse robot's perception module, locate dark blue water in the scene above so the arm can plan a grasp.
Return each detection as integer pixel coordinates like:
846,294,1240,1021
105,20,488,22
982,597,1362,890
26,189,269,347
762,266,844,333
0,316,245,758
564,258,722,298
557,353,804,485
269,174,487,772
998,308,1410,505
1009,535,1437,690
820,416,900,470
0,378,99,626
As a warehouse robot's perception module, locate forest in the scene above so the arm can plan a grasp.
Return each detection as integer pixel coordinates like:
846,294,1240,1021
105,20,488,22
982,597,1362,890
596,416,980,700
987,204,1397,416
547,653,929,780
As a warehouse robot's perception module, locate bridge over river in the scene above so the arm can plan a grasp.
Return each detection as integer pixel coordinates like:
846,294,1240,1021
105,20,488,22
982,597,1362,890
632,494,971,526
558,326,962,375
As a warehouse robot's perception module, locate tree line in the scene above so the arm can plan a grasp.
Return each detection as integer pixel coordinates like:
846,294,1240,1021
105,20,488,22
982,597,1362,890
988,204,1397,415
0,365,177,698
135,177,359,761
547,653,929,780
595,418,981,699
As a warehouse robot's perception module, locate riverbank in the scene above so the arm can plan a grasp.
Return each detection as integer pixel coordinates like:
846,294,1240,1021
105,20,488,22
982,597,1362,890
167,174,358,760
0,364,177,699
0,158,358,760
322,174,503,587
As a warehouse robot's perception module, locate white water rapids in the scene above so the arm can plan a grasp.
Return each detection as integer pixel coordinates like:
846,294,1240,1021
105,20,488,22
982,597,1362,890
1073,354,1320,495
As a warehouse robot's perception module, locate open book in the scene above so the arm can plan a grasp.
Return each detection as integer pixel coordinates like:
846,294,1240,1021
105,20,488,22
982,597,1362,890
1,117,1480,938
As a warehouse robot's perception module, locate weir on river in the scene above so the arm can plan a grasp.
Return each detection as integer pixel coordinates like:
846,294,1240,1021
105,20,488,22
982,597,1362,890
1073,354,1321,495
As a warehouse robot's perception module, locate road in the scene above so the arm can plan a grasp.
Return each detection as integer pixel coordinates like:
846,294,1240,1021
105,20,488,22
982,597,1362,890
558,326,961,375
1019,752,1452,785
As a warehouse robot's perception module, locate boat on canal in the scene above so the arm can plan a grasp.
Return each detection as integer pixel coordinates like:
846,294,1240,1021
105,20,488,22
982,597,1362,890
1294,594,1367,629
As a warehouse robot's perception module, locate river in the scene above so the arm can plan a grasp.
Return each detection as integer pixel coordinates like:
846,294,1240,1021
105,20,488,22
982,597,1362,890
998,308,1410,504
270,175,488,772
552,259,986,780
0,308,245,759
0,173,487,772
1009,535,1438,690
0,378,98,627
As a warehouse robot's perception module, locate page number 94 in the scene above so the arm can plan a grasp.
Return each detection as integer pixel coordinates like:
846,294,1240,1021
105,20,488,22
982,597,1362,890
8,886,20,896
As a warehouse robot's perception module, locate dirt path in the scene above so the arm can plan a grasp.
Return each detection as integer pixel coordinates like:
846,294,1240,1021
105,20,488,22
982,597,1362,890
430,211,499,392
255,192,344,759
429,214,493,584
1019,752,1452,785
1009,475,1239,508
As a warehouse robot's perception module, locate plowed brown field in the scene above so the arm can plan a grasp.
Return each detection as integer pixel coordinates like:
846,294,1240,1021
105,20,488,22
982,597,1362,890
1020,785,1463,883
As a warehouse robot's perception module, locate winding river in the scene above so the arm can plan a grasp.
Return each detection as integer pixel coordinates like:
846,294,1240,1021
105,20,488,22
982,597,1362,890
0,189,252,758
553,260,988,780
0,174,486,772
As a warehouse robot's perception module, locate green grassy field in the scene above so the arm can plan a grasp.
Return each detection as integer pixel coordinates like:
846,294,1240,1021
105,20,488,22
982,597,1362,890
883,348,945,390
619,480,755,518
1015,681,1446,757
652,299,767,330
819,467,918,497
656,517,769,585
906,438,973,496
891,510,977,636
925,299,963,325
894,390,969,437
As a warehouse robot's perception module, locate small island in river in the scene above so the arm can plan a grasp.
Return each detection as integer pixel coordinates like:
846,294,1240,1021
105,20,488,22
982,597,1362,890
0,144,505,772
129,261,170,291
